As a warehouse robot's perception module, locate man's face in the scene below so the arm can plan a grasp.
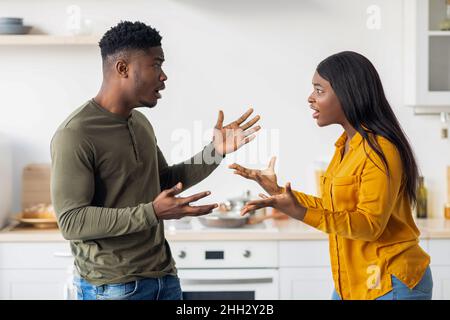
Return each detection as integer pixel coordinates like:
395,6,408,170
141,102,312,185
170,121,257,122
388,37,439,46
128,46,167,108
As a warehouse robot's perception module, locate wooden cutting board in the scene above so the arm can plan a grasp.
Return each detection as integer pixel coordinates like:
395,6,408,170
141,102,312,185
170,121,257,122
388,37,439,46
22,163,51,211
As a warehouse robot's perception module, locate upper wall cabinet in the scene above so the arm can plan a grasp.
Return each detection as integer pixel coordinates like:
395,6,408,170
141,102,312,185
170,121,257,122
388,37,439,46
404,0,450,111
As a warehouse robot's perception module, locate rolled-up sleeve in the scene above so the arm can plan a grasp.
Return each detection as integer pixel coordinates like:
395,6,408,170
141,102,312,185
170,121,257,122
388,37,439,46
295,141,403,241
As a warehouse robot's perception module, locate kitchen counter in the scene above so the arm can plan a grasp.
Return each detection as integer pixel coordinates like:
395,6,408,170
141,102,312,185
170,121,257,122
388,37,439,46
1,217,450,242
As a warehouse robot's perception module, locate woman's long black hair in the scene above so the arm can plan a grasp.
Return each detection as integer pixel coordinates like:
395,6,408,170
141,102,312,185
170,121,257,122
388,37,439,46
316,51,419,205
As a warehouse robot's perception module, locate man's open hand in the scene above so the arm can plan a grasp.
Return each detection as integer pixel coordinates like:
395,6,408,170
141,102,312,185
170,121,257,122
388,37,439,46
212,108,261,156
153,182,218,220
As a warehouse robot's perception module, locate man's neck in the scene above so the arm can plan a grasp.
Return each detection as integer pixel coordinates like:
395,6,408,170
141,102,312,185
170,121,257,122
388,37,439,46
94,87,133,118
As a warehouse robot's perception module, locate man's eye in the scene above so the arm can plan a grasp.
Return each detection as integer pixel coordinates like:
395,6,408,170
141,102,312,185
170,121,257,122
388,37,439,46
316,88,323,94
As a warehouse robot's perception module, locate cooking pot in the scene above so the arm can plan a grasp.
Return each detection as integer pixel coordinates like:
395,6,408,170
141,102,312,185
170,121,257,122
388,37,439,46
198,210,249,228
198,191,255,228
221,190,253,213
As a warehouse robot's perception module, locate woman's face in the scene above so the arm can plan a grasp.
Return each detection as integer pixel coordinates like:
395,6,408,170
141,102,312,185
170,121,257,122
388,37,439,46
308,71,347,127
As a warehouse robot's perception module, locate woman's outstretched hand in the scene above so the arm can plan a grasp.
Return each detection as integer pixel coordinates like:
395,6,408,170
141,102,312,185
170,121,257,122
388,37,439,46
229,156,282,196
240,182,307,221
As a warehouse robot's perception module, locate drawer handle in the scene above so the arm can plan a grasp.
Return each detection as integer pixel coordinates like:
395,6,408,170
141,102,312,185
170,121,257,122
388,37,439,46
181,277,273,285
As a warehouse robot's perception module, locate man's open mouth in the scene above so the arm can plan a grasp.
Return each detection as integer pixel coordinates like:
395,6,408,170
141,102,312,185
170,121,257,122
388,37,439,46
155,86,165,99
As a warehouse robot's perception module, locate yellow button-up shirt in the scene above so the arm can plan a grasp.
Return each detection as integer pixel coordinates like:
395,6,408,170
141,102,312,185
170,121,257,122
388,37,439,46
293,131,430,300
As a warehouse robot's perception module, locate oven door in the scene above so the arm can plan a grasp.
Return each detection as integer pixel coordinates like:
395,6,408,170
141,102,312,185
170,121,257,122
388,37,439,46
178,268,279,300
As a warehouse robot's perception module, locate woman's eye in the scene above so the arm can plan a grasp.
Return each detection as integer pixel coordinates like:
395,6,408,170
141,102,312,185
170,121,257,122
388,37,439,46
316,89,323,94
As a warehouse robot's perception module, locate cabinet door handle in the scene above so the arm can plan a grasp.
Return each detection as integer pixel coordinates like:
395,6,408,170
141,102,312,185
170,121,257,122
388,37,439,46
53,252,72,258
181,277,273,285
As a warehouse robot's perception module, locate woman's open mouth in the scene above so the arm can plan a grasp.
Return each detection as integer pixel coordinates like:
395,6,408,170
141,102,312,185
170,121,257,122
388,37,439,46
310,106,320,119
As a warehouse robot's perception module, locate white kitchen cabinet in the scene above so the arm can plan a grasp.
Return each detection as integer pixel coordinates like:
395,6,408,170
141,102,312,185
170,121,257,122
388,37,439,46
429,239,450,266
429,266,450,300
403,0,450,110
428,239,450,300
278,238,447,300
278,240,333,300
278,240,330,268
419,239,429,254
279,267,333,300
0,269,69,300
1,237,447,300
0,242,73,300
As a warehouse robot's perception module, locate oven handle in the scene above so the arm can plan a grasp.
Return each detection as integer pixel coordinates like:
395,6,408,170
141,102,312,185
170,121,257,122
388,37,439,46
180,277,273,285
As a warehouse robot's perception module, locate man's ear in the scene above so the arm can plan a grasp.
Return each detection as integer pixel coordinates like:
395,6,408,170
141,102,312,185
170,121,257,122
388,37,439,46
115,59,129,78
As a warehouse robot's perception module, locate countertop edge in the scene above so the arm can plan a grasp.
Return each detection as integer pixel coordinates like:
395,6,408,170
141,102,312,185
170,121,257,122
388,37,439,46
1,218,450,242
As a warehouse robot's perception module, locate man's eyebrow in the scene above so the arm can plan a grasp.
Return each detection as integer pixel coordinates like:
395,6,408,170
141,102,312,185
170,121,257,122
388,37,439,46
313,83,323,87
155,57,165,62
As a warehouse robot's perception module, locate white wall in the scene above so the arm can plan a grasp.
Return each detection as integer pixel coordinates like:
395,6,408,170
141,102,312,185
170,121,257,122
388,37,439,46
0,0,449,217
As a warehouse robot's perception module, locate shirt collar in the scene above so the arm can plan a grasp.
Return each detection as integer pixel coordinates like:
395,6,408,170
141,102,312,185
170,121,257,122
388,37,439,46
334,132,347,148
334,131,364,150
90,98,132,123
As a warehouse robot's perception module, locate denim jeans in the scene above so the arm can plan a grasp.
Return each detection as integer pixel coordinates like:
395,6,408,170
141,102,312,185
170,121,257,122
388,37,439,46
74,275,182,300
331,266,433,300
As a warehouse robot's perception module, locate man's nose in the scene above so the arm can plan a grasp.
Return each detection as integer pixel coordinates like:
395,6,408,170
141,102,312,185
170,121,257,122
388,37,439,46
160,70,168,82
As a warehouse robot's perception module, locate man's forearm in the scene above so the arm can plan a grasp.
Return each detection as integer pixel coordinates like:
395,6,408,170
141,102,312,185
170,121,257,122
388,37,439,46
159,143,224,191
57,203,158,241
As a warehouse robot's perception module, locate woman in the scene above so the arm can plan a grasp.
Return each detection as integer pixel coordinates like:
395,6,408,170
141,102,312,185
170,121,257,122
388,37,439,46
231,51,432,300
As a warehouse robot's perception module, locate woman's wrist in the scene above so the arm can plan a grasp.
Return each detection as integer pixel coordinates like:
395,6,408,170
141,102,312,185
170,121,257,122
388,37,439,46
285,205,306,221
296,206,307,221
267,185,283,196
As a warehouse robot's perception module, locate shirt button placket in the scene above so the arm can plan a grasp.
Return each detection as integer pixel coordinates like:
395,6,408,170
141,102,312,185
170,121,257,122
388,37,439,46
128,118,140,163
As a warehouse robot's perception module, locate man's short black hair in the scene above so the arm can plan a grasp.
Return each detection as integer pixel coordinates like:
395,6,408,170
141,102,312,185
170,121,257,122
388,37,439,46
99,21,162,60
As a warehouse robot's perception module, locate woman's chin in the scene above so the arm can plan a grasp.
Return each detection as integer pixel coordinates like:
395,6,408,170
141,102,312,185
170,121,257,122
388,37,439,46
316,119,332,127
315,119,326,127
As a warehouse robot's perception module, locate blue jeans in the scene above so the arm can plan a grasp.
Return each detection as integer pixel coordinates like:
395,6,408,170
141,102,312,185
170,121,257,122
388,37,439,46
74,275,182,300
331,266,433,300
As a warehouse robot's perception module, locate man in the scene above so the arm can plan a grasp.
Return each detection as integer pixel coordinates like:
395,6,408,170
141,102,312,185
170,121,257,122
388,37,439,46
50,21,260,300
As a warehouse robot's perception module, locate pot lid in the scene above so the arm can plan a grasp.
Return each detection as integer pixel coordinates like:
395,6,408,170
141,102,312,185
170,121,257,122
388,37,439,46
228,190,252,203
